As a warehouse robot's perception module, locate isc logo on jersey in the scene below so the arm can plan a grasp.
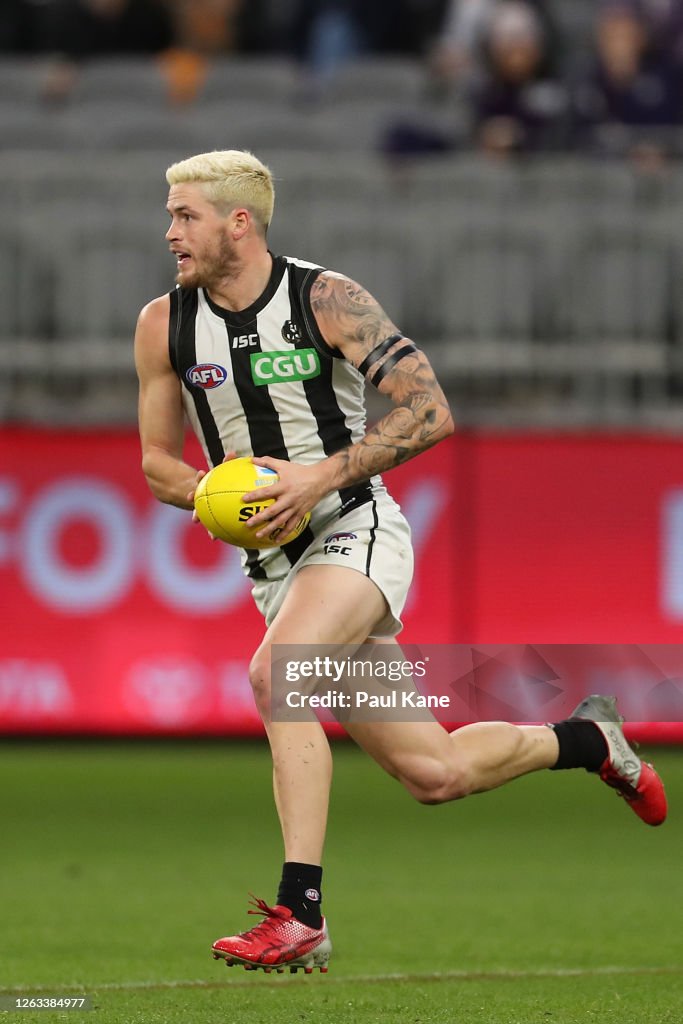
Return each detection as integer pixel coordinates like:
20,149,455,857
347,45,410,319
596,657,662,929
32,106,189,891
186,363,228,389
232,333,258,349
251,349,320,386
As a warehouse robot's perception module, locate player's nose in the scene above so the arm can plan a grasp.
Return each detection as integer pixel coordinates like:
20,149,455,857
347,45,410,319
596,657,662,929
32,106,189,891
165,221,179,241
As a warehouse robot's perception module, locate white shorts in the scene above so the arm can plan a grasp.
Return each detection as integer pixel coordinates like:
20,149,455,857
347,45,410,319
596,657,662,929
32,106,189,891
251,493,413,637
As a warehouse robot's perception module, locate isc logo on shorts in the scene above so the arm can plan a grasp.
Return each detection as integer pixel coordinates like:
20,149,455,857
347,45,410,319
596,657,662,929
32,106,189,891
186,363,228,389
324,531,357,556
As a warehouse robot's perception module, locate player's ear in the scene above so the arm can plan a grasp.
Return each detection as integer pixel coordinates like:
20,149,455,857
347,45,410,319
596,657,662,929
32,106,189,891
231,208,250,239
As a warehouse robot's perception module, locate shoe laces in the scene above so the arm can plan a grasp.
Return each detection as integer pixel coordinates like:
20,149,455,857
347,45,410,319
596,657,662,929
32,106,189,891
239,895,289,941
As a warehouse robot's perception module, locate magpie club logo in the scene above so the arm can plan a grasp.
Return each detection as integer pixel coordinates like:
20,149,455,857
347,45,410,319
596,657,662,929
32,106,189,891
281,320,303,344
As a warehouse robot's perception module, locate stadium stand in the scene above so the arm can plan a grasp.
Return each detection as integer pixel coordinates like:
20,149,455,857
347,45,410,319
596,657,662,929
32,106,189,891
1,0,683,427
198,57,302,105
67,56,170,104
1,143,682,427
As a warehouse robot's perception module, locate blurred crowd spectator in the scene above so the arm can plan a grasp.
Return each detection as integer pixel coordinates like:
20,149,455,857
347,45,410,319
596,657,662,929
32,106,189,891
573,1,683,162
2,0,683,161
431,0,561,85
466,2,568,156
391,0,683,159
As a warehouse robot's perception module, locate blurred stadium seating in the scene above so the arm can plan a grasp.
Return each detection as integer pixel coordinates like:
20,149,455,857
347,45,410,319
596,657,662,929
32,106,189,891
1,48,683,428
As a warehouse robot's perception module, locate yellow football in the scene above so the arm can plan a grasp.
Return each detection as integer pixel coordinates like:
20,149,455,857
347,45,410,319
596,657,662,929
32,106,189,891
193,457,310,549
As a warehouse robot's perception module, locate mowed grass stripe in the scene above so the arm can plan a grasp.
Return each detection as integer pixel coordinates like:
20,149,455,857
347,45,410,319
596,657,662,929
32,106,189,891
2,963,682,996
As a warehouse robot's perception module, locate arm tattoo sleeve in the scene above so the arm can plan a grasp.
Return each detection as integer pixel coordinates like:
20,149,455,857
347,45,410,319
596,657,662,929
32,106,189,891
310,273,453,486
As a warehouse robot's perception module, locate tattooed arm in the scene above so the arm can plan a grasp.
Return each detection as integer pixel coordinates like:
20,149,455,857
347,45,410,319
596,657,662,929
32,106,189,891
308,272,454,485
246,272,453,540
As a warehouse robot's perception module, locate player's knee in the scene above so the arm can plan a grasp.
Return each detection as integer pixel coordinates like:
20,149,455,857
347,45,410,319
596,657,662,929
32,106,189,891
248,650,271,717
400,758,471,805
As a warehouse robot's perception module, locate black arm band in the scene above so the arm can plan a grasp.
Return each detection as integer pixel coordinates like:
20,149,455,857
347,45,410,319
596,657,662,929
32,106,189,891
370,343,418,388
357,333,404,378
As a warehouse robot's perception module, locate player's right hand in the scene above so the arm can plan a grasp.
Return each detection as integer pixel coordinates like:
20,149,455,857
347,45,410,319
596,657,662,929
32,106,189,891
188,452,238,535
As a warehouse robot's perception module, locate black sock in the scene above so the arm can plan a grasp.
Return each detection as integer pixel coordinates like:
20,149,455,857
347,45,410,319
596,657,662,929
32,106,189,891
276,862,323,928
550,720,608,772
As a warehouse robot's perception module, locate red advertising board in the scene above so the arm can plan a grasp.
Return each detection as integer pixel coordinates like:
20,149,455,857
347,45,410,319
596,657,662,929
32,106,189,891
460,434,683,643
0,429,455,734
2,428,683,736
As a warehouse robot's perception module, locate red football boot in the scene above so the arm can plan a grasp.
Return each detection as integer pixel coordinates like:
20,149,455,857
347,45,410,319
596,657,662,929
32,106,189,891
212,897,331,974
570,695,667,826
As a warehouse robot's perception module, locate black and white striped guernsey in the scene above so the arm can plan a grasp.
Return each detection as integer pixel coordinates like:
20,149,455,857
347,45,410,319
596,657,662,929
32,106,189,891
168,253,387,581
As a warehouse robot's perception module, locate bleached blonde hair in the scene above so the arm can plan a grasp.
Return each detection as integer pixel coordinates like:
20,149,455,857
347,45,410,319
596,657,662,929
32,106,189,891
166,150,275,234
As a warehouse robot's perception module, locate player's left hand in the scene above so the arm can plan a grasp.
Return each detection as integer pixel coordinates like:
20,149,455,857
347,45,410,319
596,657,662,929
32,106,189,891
244,456,328,541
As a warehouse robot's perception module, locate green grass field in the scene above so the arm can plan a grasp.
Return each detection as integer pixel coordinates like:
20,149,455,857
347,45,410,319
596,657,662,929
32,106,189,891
1,740,681,1024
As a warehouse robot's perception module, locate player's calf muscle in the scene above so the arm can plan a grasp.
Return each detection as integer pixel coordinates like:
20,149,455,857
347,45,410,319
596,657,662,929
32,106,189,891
401,760,471,804
386,747,471,804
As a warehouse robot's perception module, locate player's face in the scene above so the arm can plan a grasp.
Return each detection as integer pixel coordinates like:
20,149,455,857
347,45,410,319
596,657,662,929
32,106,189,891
166,183,239,288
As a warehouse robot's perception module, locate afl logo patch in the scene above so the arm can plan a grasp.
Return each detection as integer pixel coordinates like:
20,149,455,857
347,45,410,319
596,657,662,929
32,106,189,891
186,363,228,389
282,319,303,344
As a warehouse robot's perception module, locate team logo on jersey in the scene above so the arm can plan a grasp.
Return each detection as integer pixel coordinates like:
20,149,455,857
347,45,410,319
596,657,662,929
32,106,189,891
323,531,357,555
282,320,303,344
250,349,321,386
185,363,228,389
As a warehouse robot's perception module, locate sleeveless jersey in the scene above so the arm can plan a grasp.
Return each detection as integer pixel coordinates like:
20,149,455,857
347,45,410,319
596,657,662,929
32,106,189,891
168,253,388,582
